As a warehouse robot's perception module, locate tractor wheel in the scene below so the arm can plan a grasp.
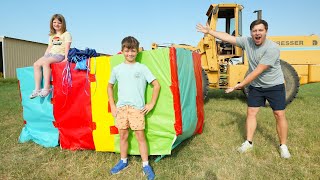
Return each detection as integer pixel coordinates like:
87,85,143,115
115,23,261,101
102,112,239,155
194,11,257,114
280,60,300,105
243,60,299,105
202,69,209,101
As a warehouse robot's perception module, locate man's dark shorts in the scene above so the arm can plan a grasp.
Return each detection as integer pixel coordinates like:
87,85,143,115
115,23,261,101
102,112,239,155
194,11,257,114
247,84,286,111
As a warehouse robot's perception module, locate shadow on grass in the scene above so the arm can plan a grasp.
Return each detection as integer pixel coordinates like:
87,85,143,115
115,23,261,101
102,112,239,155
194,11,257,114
153,89,280,161
256,123,279,147
205,89,247,104
211,89,279,147
170,136,196,158
222,108,278,146
151,135,196,162
218,110,246,138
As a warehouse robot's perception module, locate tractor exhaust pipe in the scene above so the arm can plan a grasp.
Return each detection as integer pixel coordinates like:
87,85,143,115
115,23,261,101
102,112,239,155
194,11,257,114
253,10,262,20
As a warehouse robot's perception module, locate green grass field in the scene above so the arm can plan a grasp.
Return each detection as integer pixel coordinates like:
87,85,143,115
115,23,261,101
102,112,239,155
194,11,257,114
0,79,319,179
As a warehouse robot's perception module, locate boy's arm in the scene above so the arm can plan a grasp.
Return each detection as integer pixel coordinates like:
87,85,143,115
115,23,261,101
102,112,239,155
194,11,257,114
142,79,160,114
107,83,117,117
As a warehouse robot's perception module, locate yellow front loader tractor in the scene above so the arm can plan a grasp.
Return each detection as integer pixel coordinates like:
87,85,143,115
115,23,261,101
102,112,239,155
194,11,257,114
152,3,320,104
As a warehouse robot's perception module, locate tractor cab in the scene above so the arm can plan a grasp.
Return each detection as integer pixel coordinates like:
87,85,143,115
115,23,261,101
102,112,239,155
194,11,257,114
197,4,245,88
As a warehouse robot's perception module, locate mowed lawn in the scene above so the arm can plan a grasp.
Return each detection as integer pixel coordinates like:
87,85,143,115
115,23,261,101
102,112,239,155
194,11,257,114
0,79,319,179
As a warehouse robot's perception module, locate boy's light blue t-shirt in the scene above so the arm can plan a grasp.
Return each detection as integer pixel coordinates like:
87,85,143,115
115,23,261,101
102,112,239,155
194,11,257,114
109,62,156,110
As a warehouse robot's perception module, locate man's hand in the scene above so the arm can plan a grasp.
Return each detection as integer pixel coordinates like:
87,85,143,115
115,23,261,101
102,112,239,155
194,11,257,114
196,23,210,34
225,83,243,93
141,103,155,115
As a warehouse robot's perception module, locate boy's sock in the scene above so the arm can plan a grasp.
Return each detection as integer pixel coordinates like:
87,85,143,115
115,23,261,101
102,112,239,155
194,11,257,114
142,161,149,167
247,140,252,144
121,158,128,163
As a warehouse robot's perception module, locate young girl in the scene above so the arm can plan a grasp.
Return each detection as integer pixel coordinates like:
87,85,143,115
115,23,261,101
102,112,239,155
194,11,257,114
30,14,72,99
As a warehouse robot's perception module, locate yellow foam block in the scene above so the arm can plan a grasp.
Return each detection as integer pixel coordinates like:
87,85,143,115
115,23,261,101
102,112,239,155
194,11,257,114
90,56,115,151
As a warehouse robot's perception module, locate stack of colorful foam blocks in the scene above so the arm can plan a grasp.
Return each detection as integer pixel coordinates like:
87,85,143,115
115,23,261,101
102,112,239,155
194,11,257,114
16,47,204,156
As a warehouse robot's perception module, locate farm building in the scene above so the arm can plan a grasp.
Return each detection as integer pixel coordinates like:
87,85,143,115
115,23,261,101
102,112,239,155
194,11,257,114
0,36,47,78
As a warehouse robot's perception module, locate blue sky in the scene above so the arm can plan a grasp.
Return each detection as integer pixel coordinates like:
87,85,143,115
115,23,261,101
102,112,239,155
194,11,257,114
1,0,319,54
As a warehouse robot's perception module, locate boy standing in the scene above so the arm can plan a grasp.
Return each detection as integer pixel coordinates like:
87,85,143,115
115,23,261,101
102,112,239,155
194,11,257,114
108,36,160,179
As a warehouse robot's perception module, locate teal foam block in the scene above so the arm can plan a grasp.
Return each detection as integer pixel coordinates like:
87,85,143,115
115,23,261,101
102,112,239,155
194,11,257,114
16,67,58,147
172,48,197,149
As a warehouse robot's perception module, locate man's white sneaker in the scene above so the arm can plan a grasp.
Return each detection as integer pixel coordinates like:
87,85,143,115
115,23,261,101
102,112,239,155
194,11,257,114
279,144,291,159
237,140,253,153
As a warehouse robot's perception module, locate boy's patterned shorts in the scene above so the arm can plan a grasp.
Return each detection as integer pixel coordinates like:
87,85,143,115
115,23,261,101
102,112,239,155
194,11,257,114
116,105,145,130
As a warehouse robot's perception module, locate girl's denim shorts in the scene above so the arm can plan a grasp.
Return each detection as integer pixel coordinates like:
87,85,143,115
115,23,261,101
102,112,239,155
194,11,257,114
44,53,64,61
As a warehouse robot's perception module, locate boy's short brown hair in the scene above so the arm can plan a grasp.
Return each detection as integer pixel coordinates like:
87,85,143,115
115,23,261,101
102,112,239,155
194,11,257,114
121,36,139,51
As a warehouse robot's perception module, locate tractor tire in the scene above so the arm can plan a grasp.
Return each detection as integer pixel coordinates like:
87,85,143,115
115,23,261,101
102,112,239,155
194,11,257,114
243,60,299,105
280,60,300,104
202,69,209,101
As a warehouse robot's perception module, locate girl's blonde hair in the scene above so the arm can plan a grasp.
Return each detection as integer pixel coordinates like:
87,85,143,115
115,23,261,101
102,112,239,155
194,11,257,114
49,14,67,35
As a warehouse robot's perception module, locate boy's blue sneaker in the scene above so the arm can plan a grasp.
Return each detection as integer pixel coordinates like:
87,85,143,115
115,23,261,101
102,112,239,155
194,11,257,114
143,165,155,180
110,160,128,174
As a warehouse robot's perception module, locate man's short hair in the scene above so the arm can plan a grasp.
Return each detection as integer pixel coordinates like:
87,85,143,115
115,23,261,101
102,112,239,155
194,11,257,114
121,36,140,51
250,19,268,31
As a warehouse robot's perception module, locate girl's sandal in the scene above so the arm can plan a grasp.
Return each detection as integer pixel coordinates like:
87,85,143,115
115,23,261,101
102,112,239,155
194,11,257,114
30,89,41,99
39,89,52,97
